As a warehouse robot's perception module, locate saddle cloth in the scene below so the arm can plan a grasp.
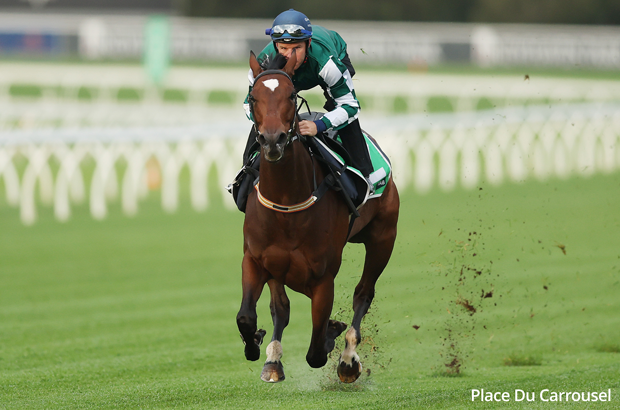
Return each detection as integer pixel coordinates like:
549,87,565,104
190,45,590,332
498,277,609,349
308,130,391,209
300,111,392,209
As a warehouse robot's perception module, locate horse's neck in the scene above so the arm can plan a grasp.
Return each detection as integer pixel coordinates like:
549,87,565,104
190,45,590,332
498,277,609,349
259,141,315,204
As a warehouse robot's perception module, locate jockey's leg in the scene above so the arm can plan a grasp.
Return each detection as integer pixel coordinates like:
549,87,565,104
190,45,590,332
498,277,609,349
229,126,261,212
242,126,260,165
321,55,372,178
339,119,373,178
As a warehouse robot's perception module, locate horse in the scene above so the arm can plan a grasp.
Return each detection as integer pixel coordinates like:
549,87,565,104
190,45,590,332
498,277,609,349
236,50,400,383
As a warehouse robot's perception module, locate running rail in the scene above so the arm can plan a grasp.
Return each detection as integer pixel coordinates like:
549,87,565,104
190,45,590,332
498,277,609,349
1,103,619,224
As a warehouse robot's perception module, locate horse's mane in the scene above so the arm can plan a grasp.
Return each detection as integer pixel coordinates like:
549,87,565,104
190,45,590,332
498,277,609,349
264,53,288,70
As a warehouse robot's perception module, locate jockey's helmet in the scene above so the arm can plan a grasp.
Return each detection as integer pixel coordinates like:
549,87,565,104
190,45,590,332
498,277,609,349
265,9,312,43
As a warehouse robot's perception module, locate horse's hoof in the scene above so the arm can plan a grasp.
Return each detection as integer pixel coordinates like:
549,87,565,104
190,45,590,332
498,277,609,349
338,327,362,382
261,361,285,383
244,343,260,361
337,359,362,383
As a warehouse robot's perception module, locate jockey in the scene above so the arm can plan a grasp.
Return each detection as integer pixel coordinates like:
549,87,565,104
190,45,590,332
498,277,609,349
242,8,374,178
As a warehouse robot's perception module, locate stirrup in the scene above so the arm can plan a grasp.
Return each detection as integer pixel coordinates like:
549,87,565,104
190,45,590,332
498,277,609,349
226,169,244,194
226,161,252,194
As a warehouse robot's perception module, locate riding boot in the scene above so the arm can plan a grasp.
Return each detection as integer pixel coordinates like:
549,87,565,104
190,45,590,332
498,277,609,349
338,119,373,178
227,126,261,213
242,126,260,165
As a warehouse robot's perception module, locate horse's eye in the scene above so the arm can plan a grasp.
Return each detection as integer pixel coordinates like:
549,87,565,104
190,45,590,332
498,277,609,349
290,93,296,101
248,95,256,103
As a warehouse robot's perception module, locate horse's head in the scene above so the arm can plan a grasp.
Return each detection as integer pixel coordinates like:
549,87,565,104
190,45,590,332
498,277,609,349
248,51,298,163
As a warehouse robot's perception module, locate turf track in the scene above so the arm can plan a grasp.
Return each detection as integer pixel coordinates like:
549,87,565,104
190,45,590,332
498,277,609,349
1,172,619,409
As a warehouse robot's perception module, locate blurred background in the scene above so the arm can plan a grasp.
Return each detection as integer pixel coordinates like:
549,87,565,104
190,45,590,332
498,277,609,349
0,0,618,223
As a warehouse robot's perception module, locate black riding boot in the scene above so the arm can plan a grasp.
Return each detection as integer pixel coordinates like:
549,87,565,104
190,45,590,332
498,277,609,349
227,126,261,213
338,119,373,177
242,126,260,165
321,84,373,178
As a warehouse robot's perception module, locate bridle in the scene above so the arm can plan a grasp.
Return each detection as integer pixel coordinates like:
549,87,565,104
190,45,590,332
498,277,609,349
248,68,324,214
248,69,301,147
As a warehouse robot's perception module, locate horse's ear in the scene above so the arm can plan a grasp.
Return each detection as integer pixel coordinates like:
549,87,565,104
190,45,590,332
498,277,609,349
283,49,297,78
250,51,262,78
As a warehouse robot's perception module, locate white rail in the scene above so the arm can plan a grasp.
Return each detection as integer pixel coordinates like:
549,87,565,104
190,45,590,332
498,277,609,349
1,103,619,225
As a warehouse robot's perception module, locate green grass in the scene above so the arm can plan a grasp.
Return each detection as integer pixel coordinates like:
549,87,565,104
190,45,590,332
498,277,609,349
1,172,620,408
6,83,234,105
596,344,620,354
206,90,235,105
502,354,543,367
9,84,43,98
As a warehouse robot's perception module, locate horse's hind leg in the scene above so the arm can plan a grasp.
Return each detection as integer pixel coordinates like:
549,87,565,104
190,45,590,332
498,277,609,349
261,280,289,383
237,253,267,362
339,208,398,383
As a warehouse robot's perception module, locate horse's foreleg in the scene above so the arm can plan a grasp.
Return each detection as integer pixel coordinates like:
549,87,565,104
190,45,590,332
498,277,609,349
306,279,346,368
339,222,397,383
237,253,267,362
261,280,289,383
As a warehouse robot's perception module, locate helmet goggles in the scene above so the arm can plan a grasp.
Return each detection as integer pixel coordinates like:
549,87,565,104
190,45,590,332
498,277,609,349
266,24,312,40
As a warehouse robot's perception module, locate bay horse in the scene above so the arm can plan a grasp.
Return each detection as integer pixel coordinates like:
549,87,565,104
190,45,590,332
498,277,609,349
236,50,399,383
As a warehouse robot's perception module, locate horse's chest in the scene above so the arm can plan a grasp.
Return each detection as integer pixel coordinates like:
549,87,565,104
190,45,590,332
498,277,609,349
262,247,293,278
260,246,326,292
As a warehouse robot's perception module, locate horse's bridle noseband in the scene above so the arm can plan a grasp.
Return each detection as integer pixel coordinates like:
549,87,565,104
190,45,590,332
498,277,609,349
249,69,301,146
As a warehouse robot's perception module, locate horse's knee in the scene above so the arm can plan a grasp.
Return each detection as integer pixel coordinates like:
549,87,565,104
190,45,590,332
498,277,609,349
236,312,257,335
236,311,255,325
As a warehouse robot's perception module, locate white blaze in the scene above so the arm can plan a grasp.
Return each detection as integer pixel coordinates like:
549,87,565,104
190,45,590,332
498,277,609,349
262,79,279,92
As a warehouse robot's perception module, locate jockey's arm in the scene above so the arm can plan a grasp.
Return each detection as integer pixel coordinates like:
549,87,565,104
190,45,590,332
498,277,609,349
303,57,360,136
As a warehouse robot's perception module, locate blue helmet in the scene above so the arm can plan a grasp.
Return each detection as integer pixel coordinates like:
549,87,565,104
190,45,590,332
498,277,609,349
265,9,312,43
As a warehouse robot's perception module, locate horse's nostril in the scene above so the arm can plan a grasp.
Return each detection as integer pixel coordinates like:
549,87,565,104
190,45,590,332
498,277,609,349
277,132,288,146
258,134,267,146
